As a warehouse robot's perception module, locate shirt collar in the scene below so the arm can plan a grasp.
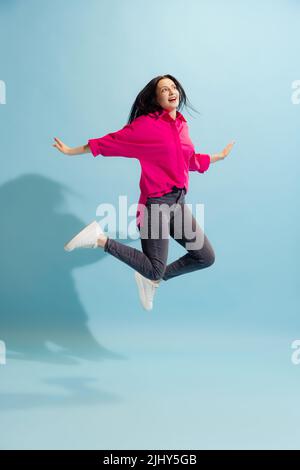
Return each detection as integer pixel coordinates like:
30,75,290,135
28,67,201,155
149,109,187,123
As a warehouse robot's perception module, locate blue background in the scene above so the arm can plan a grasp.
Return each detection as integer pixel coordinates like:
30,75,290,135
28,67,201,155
0,0,299,449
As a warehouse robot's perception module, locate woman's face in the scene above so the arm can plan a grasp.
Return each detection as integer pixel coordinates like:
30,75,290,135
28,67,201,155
155,78,179,111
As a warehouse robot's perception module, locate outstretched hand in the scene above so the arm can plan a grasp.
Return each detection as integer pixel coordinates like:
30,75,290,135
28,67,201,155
220,141,236,159
52,137,71,155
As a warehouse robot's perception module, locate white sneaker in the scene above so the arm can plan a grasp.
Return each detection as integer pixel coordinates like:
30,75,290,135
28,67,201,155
134,271,160,311
64,220,105,251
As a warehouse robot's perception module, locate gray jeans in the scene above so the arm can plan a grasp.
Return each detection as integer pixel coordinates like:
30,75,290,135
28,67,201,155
103,186,215,281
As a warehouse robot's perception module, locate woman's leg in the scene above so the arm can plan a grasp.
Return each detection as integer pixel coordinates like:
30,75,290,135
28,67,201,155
162,202,215,281
103,205,170,282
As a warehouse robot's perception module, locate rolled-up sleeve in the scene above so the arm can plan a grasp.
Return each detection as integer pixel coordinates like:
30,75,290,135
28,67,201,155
87,116,147,159
189,152,211,173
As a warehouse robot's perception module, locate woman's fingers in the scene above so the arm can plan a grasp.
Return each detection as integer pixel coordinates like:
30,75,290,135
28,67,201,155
221,141,235,158
226,142,235,152
54,137,65,149
52,140,64,153
53,137,65,151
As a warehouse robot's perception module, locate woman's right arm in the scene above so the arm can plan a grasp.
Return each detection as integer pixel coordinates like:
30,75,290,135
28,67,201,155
52,115,148,158
52,137,91,156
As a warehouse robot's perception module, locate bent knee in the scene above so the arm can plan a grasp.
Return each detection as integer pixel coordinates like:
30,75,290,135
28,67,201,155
206,250,215,267
192,248,215,267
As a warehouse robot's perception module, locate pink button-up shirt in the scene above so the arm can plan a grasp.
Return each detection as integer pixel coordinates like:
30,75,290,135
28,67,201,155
88,108,210,228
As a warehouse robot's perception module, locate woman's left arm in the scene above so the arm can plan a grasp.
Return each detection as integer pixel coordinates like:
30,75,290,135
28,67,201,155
210,141,236,163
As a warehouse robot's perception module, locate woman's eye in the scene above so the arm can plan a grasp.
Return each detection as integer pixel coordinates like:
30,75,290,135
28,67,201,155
161,86,176,93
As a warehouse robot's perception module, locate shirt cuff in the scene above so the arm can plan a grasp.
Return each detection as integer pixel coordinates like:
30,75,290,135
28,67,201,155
87,139,100,157
200,153,211,173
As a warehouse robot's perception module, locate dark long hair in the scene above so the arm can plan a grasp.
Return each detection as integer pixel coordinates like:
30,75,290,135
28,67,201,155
126,74,200,124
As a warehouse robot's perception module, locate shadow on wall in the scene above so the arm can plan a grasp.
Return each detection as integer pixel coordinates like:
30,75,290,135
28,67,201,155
0,376,122,411
0,173,127,365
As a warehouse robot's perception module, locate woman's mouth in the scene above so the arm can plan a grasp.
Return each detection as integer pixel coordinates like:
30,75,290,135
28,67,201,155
168,97,177,102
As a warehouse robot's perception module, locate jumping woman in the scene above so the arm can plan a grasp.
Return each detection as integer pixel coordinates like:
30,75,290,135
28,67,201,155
52,74,235,311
